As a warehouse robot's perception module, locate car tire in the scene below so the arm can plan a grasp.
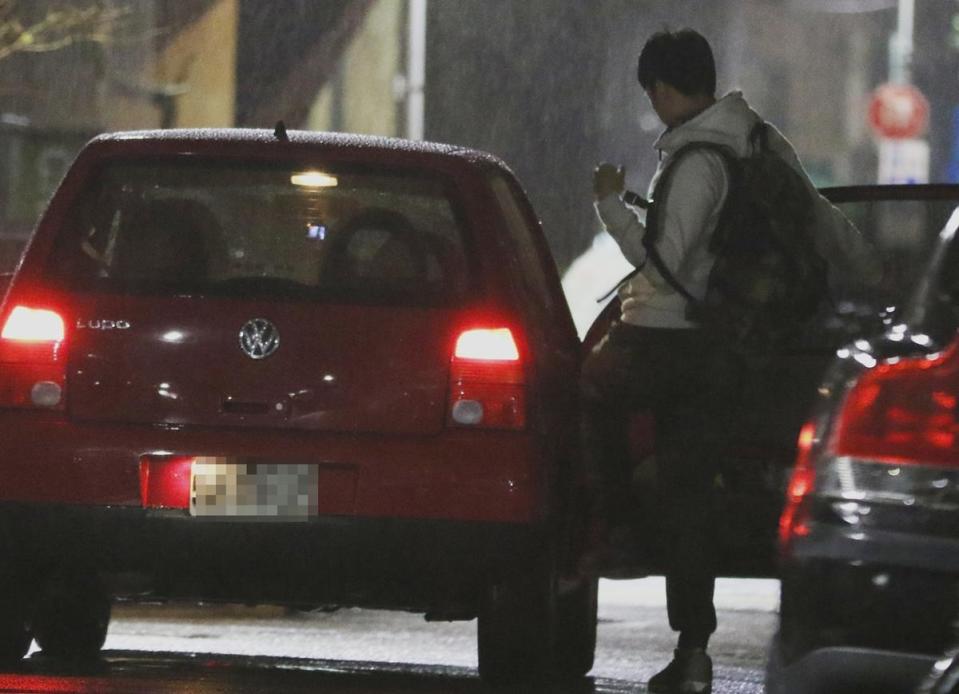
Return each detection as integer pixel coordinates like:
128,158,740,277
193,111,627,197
32,573,110,660
477,555,557,685
553,575,598,678
0,596,31,664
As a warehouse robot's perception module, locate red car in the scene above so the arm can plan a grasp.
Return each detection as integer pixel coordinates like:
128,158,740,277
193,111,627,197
0,129,593,684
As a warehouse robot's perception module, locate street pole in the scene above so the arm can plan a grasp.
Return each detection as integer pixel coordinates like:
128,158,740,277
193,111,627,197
877,0,928,186
406,0,427,141
889,0,914,84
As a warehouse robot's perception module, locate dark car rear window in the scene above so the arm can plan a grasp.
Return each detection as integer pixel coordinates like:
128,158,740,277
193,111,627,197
826,197,959,309
805,196,959,342
46,161,474,305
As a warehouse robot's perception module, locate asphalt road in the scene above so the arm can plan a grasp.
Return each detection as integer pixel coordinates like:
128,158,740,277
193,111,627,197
0,578,779,693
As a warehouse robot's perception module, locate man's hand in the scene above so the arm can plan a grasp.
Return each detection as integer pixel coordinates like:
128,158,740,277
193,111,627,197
593,163,625,199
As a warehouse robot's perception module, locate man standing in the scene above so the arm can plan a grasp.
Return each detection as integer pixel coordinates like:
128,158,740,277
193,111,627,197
582,29,882,694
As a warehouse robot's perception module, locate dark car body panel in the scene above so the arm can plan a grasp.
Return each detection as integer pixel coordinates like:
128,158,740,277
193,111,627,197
767,639,937,694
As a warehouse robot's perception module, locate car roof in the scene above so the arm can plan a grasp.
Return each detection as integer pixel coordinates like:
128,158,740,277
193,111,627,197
85,128,511,173
821,183,959,203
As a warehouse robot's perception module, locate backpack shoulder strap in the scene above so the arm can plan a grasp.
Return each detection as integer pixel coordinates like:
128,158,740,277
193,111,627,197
750,120,769,152
643,142,736,304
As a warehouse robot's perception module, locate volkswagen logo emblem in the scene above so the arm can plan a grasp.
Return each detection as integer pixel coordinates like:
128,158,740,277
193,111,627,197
238,318,280,360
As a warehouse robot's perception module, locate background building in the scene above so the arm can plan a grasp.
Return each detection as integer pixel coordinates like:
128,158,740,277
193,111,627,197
1,0,956,281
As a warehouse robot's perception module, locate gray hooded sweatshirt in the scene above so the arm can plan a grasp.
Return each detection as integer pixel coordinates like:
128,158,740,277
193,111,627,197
595,91,883,329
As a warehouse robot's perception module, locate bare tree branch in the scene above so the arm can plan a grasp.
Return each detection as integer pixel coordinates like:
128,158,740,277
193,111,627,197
0,1,132,63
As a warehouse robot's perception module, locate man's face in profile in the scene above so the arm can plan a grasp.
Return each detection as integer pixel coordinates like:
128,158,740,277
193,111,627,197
644,80,682,128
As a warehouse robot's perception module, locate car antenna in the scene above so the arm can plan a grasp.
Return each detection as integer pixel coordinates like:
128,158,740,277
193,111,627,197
274,120,288,142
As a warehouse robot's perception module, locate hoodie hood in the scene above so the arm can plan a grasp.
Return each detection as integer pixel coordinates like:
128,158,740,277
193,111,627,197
654,91,761,158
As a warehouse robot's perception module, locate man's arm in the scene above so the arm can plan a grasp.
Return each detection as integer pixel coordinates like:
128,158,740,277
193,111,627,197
593,163,650,268
593,151,727,285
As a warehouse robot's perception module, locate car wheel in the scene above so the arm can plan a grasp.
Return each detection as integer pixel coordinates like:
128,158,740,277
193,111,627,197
553,575,598,678
0,596,31,664
32,573,110,660
477,556,557,685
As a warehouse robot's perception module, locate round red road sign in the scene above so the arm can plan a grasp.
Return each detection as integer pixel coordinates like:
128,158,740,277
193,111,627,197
868,83,930,140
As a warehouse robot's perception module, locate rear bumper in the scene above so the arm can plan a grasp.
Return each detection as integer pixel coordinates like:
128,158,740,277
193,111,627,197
0,410,548,523
0,501,547,613
775,527,959,693
777,558,958,660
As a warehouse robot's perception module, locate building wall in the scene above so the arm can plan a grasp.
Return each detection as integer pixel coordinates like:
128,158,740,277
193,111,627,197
306,0,403,136
723,1,886,187
155,0,239,128
99,1,162,132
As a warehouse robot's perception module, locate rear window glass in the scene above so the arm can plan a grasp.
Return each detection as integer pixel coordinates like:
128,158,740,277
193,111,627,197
809,196,959,340
47,161,474,305
832,198,958,308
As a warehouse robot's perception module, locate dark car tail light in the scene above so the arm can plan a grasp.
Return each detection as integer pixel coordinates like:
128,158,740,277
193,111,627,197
832,344,959,467
779,420,817,547
0,303,68,410
780,344,959,551
448,326,526,430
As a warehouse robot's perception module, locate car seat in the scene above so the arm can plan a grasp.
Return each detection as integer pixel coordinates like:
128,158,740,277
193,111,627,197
114,199,215,285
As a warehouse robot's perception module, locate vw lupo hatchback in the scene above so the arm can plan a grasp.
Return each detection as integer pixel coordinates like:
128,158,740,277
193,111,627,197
0,129,593,683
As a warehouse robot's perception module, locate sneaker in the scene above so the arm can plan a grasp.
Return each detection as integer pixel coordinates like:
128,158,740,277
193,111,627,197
648,648,712,694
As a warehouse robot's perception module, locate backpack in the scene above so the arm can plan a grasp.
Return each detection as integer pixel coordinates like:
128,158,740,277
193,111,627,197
642,122,828,356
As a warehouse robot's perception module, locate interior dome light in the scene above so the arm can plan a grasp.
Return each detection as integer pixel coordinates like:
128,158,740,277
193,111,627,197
290,171,338,188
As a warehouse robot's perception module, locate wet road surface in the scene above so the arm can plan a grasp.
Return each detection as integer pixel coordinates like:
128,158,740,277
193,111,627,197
0,578,777,693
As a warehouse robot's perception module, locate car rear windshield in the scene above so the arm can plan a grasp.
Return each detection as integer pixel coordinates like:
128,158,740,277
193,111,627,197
828,196,959,311
46,160,474,305
782,193,959,347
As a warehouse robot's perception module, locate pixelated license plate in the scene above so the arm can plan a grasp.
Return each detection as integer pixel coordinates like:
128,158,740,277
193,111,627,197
190,457,318,520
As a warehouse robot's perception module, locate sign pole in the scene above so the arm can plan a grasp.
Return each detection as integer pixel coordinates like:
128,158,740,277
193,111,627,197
889,0,914,84
876,0,928,184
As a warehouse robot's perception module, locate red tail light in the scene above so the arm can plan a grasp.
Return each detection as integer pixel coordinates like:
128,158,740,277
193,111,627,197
0,303,67,409
1,306,65,342
454,328,520,361
778,420,817,547
448,326,526,430
832,344,959,466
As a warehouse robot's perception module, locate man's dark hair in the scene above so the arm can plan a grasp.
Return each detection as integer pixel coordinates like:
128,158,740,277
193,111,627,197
637,29,716,97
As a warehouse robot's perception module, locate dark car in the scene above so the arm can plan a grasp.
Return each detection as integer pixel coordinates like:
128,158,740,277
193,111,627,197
918,640,959,694
0,129,594,684
766,190,959,694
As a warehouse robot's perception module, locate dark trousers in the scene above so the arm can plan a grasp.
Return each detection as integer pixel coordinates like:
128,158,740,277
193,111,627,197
580,322,735,649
